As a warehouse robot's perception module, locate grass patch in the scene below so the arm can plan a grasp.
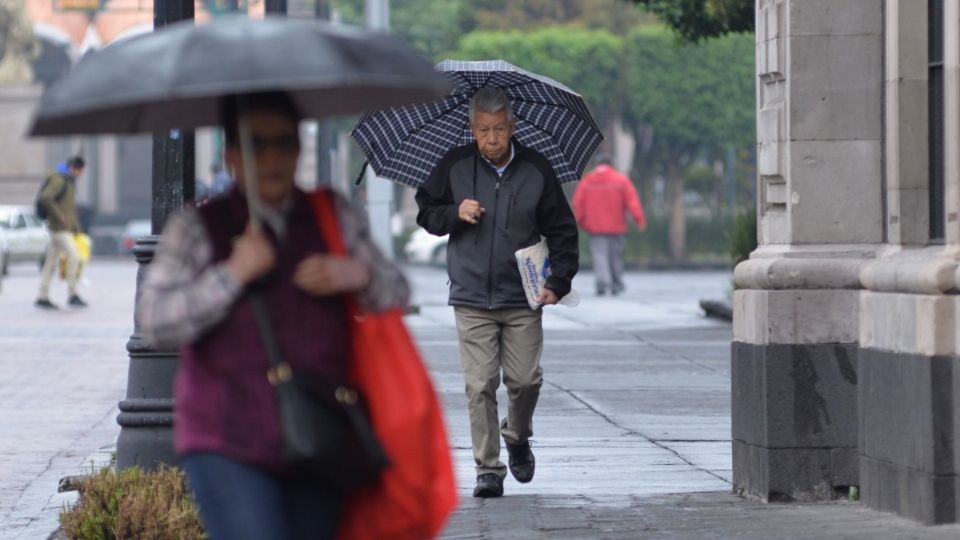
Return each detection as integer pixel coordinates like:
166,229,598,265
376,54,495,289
60,466,205,540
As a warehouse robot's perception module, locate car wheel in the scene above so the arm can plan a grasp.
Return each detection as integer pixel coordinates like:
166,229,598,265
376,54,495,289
430,243,447,267
38,255,46,272
1,252,8,276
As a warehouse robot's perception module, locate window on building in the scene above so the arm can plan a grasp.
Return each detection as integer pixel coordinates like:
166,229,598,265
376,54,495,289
929,0,945,241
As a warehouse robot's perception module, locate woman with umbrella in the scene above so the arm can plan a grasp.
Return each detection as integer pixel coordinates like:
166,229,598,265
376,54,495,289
136,91,407,539
31,17,458,540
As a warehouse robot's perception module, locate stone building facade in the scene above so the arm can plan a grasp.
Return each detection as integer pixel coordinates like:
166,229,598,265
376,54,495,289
735,0,960,524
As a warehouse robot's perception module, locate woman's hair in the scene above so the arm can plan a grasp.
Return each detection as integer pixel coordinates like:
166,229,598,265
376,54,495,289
469,87,514,124
220,91,302,148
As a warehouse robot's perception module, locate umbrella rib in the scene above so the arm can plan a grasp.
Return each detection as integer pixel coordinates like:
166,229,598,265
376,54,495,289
358,94,471,171
511,108,600,158
403,96,469,139
512,98,600,128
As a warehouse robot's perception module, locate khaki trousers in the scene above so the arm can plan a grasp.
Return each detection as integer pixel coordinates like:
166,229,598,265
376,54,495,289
38,231,79,299
454,306,544,477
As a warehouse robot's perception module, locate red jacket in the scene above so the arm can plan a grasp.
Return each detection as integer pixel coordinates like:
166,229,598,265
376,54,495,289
573,164,647,235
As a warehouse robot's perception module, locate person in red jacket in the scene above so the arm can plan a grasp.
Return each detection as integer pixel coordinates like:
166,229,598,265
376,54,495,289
572,155,647,296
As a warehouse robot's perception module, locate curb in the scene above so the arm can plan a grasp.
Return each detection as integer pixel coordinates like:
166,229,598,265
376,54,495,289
699,299,732,322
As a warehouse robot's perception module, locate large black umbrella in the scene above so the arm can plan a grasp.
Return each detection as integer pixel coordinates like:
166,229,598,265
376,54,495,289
350,59,604,188
30,15,451,136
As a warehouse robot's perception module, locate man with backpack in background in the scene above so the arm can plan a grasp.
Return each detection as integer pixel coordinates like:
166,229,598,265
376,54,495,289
35,156,87,309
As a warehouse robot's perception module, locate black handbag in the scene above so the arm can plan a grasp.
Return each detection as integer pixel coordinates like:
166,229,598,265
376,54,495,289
250,291,390,491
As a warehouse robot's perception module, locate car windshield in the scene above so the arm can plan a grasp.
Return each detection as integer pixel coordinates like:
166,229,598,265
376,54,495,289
126,221,151,235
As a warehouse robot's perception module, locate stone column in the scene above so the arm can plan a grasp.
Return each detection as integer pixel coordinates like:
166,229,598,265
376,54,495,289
855,0,960,524
733,0,883,501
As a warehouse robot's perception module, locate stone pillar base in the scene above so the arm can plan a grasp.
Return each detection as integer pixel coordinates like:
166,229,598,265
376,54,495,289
859,348,958,524
732,341,859,501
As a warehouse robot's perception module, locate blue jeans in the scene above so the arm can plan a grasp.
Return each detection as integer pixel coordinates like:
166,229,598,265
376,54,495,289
182,453,343,540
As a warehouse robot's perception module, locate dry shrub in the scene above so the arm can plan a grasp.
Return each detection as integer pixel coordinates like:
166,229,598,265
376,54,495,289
60,466,205,540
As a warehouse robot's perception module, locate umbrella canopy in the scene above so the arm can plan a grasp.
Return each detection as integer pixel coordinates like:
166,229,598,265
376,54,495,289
350,59,604,188
30,16,452,136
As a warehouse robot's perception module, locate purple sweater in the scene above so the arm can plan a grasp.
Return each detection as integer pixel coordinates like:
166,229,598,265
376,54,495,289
174,191,350,470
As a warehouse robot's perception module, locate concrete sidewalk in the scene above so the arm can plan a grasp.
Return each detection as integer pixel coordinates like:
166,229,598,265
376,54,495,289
1,261,959,539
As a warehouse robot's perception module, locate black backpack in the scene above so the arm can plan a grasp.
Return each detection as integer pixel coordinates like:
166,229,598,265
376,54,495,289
35,174,68,221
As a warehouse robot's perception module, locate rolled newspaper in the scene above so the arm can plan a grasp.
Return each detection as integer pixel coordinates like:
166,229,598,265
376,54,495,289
515,238,579,310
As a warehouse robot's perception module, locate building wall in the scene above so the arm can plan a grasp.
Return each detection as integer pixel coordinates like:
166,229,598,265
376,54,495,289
738,0,960,524
734,0,882,503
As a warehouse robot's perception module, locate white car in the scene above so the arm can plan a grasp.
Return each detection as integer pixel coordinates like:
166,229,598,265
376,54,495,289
0,228,8,279
119,219,152,255
403,228,448,266
0,205,49,275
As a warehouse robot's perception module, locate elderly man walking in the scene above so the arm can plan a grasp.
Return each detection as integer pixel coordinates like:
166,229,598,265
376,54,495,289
415,87,579,498
573,155,647,296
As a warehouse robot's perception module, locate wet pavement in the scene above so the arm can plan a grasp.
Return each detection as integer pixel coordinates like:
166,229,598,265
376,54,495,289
1,260,957,539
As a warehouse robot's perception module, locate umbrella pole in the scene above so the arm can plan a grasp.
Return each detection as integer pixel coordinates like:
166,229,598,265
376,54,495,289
238,112,263,233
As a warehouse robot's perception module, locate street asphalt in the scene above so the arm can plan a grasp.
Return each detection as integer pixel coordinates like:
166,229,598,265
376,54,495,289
0,259,958,539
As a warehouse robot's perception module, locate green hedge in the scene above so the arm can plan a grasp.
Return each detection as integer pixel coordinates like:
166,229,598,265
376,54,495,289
579,213,742,267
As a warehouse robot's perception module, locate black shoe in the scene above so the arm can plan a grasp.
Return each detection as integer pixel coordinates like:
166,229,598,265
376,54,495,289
35,298,59,310
506,441,535,483
472,473,504,498
68,295,88,308
596,288,607,296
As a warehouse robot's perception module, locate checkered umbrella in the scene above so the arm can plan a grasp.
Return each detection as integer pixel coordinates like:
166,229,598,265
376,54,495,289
351,59,604,187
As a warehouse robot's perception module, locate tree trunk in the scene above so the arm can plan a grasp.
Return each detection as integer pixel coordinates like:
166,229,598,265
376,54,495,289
668,160,686,261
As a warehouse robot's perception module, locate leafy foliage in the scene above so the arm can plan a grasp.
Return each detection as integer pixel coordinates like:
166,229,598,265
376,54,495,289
329,0,475,60
469,0,651,34
452,26,625,122
622,26,755,259
330,0,652,62
624,26,755,156
60,467,205,540
730,206,757,265
625,0,754,42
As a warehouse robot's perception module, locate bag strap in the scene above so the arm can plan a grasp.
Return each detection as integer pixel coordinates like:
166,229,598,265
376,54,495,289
309,190,363,319
251,291,287,380
310,189,347,257
54,175,69,202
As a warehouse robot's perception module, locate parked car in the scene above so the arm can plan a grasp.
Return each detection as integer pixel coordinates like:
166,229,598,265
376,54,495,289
119,219,152,255
0,205,49,275
403,228,448,266
0,227,8,279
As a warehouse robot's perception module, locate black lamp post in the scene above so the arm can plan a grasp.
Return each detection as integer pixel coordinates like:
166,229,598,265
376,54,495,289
115,0,195,471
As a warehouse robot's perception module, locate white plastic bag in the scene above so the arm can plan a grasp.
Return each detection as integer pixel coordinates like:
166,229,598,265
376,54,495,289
515,238,579,310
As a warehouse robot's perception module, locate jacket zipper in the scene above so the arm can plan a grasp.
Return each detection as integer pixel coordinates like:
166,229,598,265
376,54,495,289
486,177,500,309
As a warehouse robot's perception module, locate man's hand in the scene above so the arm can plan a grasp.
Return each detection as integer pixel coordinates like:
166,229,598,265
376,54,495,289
537,287,559,306
458,199,485,225
226,223,276,285
293,255,371,296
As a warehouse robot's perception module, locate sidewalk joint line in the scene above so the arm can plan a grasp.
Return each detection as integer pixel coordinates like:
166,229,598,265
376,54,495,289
546,380,733,487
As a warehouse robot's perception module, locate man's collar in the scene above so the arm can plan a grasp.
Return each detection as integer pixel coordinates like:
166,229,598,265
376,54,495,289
478,140,518,171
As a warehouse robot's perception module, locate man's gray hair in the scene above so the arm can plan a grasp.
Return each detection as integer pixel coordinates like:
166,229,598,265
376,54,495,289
469,87,515,124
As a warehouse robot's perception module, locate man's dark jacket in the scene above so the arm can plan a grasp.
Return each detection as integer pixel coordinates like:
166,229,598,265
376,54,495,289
415,141,579,310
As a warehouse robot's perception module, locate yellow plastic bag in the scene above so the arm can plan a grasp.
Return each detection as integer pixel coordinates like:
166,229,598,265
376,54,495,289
59,233,91,280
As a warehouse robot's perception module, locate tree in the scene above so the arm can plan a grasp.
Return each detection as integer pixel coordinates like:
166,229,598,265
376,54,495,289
330,0,474,60
330,0,651,62
470,0,651,35
452,27,625,126
624,0,753,42
624,26,754,259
